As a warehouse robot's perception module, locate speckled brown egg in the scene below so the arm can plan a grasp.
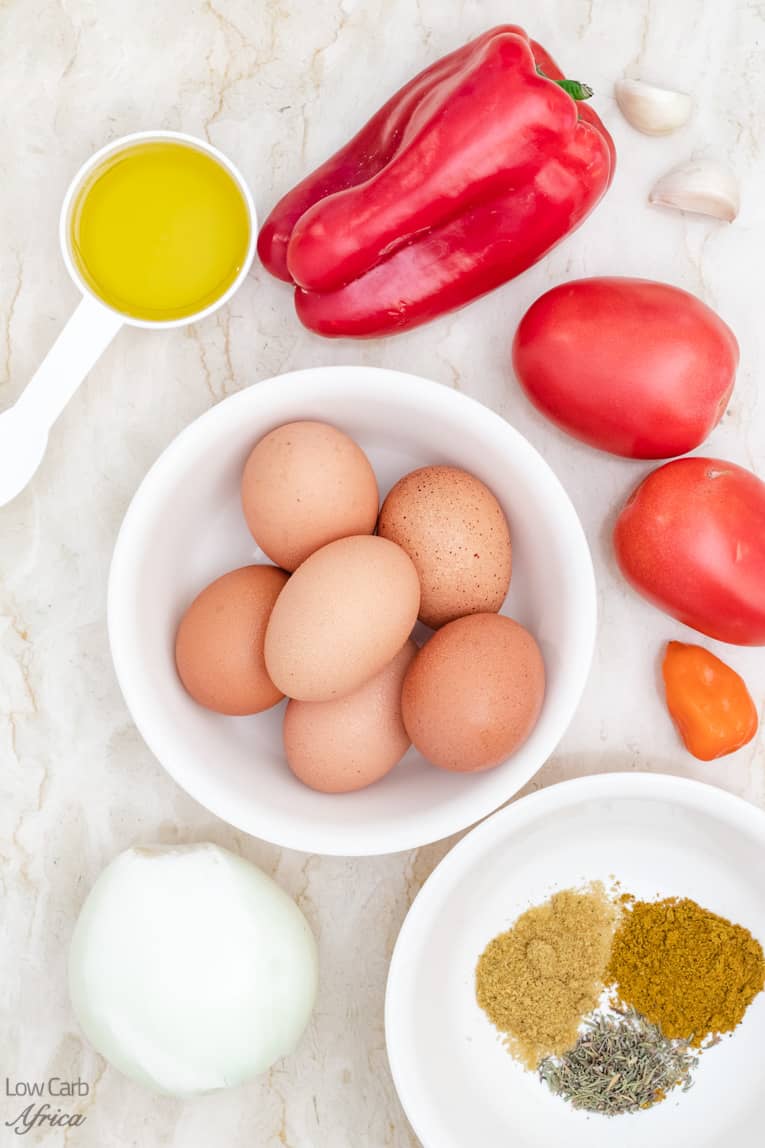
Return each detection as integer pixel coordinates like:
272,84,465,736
401,613,544,771
377,465,512,629
264,535,420,702
175,565,288,715
283,638,417,794
241,421,379,571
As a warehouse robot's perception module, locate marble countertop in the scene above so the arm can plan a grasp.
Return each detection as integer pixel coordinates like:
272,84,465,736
1,1,763,1145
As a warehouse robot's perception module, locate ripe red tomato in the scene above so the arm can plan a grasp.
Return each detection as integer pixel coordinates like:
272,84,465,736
614,457,765,645
512,278,739,459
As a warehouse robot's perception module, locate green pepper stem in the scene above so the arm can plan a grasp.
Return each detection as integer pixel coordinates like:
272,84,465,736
555,79,594,101
536,66,593,101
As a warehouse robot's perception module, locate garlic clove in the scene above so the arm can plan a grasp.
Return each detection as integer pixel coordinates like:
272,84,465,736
650,159,740,222
615,78,693,136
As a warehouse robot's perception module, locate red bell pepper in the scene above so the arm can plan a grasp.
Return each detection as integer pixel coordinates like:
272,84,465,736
257,26,615,339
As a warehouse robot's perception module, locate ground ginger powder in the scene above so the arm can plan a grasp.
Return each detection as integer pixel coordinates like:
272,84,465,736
475,884,618,1069
606,897,765,1046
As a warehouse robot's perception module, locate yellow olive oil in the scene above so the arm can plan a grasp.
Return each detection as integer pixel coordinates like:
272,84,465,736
70,140,250,321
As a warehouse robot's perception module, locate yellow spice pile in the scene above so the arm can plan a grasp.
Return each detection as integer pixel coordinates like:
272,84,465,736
475,883,618,1069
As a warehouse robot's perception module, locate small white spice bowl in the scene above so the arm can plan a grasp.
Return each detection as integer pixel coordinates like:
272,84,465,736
385,772,765,1148
108,366,595,856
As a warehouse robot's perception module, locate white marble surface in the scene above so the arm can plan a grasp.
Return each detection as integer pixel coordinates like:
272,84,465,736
1,1,764,1144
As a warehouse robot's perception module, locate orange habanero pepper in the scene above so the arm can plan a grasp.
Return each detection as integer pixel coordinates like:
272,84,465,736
662,640,758,761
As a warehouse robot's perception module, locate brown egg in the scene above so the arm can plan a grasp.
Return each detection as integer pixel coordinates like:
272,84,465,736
401,613,544,771
283,639,417,794
378,465,512,629
175,565,288,715
241,421,379,571
264,535,420,702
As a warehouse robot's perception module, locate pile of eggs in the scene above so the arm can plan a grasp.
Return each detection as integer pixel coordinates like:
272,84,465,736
175,421,545,794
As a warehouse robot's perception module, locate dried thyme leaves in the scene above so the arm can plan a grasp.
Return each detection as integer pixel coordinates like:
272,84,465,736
538,1008,696,1116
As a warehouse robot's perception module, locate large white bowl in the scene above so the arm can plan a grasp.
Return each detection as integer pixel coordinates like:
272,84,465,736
108,367,596,856
385,773,765,1148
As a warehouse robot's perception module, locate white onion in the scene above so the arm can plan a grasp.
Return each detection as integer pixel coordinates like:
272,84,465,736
69,843,318,1096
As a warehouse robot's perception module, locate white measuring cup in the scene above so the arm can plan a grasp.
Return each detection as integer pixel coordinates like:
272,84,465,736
0,130,257,507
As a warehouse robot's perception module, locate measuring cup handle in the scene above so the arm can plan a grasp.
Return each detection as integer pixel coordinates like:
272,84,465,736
15,295,123,432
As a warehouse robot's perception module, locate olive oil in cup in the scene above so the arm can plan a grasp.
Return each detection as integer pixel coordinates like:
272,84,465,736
0,131,256,507
70,140,251,321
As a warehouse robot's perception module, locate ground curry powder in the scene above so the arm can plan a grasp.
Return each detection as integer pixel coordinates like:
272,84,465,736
606,897,765,1046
